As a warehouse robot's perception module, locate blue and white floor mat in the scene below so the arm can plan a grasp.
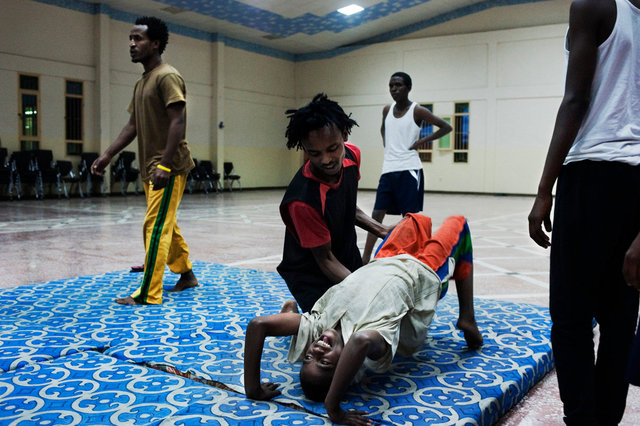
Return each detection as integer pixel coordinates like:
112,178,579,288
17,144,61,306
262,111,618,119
0,261,553,425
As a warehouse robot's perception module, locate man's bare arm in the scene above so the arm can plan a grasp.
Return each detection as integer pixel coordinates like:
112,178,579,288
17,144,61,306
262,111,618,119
324,330,387,425
410,106,453,151
151,101,186,189
355,206,393,239
244,313,301,400
528,0,607,248
380,105,391,147
91,114,137,175
310,243,352,284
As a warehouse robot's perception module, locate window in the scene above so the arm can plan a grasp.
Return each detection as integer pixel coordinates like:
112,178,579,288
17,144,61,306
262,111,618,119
417,103,433,162
65,80,84,155
19,74,40,151
453,102,469,163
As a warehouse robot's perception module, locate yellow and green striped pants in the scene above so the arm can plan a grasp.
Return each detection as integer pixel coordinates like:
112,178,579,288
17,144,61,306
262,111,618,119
131,174,192,304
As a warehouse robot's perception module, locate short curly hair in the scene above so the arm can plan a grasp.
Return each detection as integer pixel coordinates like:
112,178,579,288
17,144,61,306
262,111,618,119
299,365,334,402
285,93,358,151
135,16,169,55
391,71,412,90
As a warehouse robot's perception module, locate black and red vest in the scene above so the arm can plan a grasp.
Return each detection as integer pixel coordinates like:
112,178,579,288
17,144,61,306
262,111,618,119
277,146,362,312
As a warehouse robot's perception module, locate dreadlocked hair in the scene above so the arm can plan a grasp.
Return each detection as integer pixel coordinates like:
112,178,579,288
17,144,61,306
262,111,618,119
284,93,358,150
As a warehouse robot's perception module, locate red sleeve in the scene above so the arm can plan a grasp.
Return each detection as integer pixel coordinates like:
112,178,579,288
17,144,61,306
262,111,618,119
344,142,361,180
283,201,331,248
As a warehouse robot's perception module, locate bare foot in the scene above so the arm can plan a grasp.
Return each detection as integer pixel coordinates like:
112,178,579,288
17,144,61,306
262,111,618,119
456,318,483,350
170,270,198,292
115,296,142,305
280,300,298,313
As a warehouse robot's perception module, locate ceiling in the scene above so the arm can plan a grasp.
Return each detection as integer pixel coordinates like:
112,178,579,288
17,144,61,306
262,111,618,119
81,0,571,59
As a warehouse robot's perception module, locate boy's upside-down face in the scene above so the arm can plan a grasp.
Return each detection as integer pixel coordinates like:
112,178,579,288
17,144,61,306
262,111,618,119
301,123,347,185
301,328,344,381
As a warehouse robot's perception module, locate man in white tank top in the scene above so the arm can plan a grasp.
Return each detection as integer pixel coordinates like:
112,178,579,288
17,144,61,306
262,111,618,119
362,72,451,264
528,0,640,423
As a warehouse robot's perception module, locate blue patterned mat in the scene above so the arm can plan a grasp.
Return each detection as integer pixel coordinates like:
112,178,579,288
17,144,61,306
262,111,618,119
0,261,553,425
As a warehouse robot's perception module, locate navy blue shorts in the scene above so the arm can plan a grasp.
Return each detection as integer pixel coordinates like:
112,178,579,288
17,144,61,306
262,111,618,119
373,169,424,215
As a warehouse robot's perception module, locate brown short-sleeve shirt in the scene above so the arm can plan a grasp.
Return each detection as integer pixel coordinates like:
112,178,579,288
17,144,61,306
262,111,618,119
128,63,194,180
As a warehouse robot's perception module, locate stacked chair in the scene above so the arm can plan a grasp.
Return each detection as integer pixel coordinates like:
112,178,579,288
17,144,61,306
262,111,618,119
111,151,140,196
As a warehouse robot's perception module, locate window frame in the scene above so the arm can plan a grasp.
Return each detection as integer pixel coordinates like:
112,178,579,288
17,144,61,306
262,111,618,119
65,79,84,156
452,101,470,163
18,73,41,151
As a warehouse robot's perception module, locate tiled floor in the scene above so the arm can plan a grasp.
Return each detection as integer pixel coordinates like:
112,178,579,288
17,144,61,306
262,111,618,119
0,189,638,424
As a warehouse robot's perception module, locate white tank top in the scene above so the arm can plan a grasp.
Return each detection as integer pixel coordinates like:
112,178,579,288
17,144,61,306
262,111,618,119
565,0,640,166
382,102,423,174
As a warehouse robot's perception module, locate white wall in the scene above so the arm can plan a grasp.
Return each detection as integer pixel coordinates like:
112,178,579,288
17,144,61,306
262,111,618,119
223,46,297,188
0,0,97,162
296,25,566,194
0,0,568,194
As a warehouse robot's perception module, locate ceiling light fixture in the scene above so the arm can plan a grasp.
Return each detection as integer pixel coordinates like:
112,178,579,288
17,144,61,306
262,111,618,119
337,4,364,16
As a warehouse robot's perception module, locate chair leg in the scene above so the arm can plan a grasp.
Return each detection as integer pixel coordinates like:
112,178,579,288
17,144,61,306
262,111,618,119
8,175,14,200
15,176,22,200
35,173,44,199
86,175,92,197
56,176,64,199
121,178,127,196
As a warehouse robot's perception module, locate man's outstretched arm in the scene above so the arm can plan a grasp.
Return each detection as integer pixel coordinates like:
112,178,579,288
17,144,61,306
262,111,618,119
244,312,301,400
92,114,137,175
355,206,394,239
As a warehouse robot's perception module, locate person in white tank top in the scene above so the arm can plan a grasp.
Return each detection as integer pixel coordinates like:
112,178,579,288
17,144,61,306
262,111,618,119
362,72,451,264
528,0,640,423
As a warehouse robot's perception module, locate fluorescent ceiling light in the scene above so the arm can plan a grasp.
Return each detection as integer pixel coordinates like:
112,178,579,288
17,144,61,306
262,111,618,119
338,4,364,16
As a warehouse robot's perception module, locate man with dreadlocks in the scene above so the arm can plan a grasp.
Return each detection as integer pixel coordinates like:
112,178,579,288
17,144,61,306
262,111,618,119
277,94,392,313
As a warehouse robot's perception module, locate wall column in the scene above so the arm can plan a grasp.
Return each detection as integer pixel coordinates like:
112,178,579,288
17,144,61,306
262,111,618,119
96,7,112,188
211,39,225,182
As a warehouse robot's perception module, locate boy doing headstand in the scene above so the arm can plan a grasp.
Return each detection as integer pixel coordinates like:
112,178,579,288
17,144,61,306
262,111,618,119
245,213,483,425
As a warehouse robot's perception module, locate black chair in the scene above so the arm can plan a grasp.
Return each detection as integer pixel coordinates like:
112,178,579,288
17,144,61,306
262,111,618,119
111,151,140,196
199,160,222,193
10,151,40,200
186,158,199,193
33,150,60,198
187,159,207,194
0,148,16,200
79,152,105,197
56,160,82,198
223,162,241,191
